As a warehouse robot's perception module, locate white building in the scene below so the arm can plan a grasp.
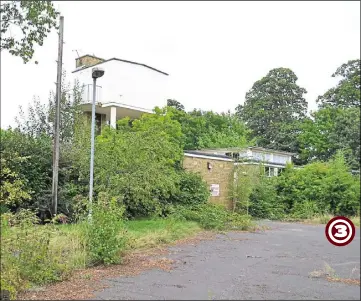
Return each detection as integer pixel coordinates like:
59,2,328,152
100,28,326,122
72,54,169,128
184,147,294,176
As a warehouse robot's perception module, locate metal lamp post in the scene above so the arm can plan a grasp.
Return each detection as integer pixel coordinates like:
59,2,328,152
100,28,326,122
89,67,105,221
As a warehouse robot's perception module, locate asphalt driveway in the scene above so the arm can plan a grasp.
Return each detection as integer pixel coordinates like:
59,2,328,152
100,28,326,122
94,221,360,300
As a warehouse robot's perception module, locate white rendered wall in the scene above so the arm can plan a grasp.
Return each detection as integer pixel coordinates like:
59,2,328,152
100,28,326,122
72,60,170,111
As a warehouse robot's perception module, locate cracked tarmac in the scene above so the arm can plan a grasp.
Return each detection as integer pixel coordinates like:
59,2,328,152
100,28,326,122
94,221,360,300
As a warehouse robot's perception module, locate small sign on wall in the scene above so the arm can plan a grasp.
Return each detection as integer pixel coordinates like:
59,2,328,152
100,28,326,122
210,184,220,197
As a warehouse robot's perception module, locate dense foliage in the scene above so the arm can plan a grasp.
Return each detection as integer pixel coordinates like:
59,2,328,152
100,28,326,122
298,107,360,169
317,59,360,109
168,106,251,150
236,68,308,154
249,152,360,220
298,60,360,169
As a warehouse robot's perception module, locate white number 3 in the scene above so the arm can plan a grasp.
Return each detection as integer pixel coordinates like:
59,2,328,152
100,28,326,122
334,224,348,238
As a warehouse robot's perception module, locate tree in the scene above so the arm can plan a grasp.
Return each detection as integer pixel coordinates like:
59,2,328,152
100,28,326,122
0,128,52,213
167,99,185,111
8,77,86,218
0,1,59,63
15,74,84,143
169,107,252,150
299,59,361,169
317,59,360,109
93,126,183,218
298,107,360,169
236,68,308,153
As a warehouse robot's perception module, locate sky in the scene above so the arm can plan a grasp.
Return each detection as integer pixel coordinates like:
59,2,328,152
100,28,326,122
1,1,360,128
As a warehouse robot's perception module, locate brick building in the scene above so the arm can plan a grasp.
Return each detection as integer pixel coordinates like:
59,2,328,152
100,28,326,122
183,148,294,209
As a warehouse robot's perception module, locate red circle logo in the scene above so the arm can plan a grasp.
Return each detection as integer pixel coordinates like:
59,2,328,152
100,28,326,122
325,216,356,246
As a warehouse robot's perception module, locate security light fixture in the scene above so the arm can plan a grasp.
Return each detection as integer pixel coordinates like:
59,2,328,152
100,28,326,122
92,67,105,79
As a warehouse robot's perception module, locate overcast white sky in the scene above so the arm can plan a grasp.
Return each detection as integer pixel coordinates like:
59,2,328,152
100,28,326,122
1,1,360,128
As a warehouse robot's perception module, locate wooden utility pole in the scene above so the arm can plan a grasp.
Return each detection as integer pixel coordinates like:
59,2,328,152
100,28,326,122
51,15,64,216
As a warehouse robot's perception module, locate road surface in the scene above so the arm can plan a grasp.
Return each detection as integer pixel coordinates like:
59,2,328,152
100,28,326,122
94,221,360,300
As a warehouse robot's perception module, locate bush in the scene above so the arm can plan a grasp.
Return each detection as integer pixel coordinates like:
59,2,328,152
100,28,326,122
92,127,182,219
81,197,127,265
172,203,255,231
227,212,255,230
169,171,210,206
1,210,69,299
290,201,320,220
275,152,360,218
249,177,285,220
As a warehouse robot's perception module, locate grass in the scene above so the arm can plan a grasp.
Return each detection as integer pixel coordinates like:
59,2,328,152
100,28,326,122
124,219,201,250
303,215,360,227
282,214,360,227
55,218,201,251
1,207,253,299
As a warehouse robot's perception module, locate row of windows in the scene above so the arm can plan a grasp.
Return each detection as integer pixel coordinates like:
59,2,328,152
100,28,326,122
227,151,289,165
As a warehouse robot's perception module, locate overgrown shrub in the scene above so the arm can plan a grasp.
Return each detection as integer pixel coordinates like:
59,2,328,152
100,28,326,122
1,210,70,299
289,200,320,220
249,177,284,220
230,164,262,214
91,126,183,218
172,203,255,231
275,152,360,217
81,197,127,265
169,171,210,206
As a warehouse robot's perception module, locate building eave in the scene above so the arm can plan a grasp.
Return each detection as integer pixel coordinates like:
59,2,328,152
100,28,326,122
72,57,169,76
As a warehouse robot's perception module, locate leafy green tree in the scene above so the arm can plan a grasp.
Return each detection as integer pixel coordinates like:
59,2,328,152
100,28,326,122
236,68,308,153
93,126,183,218
169,107,251,150
167,99,185,111
15,75,84,143
299,60,360,169
3,78,86,218
131,107,185,152
317,59,360,109
0,129,53,215
0,0,59,63
0,151,31,209
298,107,360,169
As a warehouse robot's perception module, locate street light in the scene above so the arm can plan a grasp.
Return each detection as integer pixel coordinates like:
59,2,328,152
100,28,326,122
89,67,105,221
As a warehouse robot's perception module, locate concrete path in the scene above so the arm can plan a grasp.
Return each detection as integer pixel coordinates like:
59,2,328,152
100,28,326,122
94,221,360,300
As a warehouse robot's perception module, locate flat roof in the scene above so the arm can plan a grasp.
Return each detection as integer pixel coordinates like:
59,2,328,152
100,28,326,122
196,147,296,156
79,101,154,114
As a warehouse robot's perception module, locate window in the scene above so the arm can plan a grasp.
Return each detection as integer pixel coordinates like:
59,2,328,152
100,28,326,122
264,166,278,177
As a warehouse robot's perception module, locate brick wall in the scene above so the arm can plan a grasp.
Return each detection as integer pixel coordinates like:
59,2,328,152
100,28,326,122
183,155,234,209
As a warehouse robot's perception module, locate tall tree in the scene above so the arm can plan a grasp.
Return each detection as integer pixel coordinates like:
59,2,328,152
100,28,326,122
298,107,360,169
15,75,83,143
167,99,185,111
169,107,251,150
0,0,59,63
299,59,360,169
236,68,308,153
317,59,360,109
